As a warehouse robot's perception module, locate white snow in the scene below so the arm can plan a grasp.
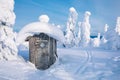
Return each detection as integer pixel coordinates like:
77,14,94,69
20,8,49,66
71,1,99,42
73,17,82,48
104,24,109,32
0,4,120,80
76,22,82,46
85,11,91,16
17,16,65,45
79,11,91,47
0,0,17,60
0,47,120,80
91,33,101,47
103,17,120,50
65,7,78,47
0,0,15,26
115,17,120,35
39,15,49,23
0,0,14,11
69,7,76,12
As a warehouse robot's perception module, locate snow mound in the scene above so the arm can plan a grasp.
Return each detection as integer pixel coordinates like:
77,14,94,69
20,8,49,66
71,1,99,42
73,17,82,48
17,21,65,45
69,7,76,12
39,15,49,23
85,11,91,16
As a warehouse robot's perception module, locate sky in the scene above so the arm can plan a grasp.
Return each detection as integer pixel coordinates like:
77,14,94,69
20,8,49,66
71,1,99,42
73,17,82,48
14,0,120,35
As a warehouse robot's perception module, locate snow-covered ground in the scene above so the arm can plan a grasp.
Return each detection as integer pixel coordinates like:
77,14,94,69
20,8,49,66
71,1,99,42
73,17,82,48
0,0,120,80
0,48,120,80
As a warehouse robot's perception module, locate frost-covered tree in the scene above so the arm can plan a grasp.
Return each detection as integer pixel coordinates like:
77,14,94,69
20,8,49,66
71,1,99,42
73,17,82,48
0,0,18,60
115,17,120,35
80,11,91,47
76,22,82,46
105,31,119,50
100,24,109,45
104,24,109,33
65,7,78,47
104,17,120,50
92,33,101,47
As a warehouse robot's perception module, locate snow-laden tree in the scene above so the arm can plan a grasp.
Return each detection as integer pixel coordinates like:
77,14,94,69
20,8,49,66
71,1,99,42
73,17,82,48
104,24,109,33
65,7,78,47
100,24,109,46
76,22,82,47
79,11,91,47
104,17,120,50
0,0,18,60
116,17,120,47
104,30,118,50
115,17,120,35
92,33,101,47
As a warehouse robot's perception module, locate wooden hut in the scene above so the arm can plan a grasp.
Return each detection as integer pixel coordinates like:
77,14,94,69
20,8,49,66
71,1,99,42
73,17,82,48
26,33,57,70
17,16,65,70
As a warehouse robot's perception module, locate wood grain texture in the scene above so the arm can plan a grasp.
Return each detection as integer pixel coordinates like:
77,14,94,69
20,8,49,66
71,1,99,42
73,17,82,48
27,33,57,70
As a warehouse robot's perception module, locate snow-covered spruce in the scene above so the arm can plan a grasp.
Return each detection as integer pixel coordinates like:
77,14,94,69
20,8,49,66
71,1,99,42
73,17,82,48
79,11,91,47
115,17,120,35
17,15,65,45
76,22,82,47
0,0,18,60
65,7,78,47
100,24,109,48
104,17,120,50
0,0,16,26
91,33,101,47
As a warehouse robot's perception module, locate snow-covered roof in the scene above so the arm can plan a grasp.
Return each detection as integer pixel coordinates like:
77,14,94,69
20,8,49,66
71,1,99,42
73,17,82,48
17,21,65,44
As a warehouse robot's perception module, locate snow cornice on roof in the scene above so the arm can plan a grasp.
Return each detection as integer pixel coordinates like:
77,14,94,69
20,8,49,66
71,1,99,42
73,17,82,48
17,21,65,45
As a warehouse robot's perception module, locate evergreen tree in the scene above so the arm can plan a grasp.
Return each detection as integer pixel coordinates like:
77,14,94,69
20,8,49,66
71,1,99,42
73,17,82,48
65,7,78,47
101,24,109,45
92,33,101,47
80,11,91,47
0,0,18,60
76,22,82,47
115,17,120,35
104,17,120,50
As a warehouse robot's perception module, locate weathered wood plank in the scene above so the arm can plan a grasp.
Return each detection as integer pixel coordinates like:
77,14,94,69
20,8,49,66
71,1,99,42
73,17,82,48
28,33,57,70
29,37,36,64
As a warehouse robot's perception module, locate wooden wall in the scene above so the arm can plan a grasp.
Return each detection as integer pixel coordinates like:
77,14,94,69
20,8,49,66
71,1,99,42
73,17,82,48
28,33,57,70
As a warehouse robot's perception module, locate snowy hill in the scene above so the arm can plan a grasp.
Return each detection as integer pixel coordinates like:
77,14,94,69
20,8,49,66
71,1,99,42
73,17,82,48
0,48,120,80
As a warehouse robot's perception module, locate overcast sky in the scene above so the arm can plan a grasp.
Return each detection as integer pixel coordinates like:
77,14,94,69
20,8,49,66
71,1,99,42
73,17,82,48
14,0,120,35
